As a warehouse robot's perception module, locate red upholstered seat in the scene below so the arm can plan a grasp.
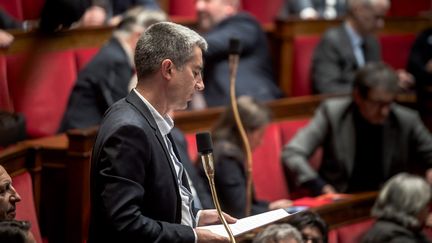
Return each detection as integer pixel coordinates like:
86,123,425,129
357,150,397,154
0,0,23,21
169,0,196,18
292,36,321,97
0,55,12,111
252,123,290,201
380,34,416,70
14,171,43,243
336,219,374,243
185,133,198,164
388,0,431,16
328,229,338,243
20,0,45,20
7,50,77,137
241,0,283,25
74,47,100,71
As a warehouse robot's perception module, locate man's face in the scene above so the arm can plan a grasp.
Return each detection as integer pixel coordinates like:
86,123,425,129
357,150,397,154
355,87,395,124
196,0,230,31
0,166,21,220
353,0,389,35
168,46,204,111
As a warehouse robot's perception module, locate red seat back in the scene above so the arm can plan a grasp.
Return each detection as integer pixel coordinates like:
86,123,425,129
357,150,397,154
74,47,100,71
388,0,431,16
336,219,374,243
380,33,416,70
0,0,23,21
14,171,42,243
292,36,321,96
169,0,196,18
241,0,283,25
7,50,77,137
21,0,45,20
252,123,290,201
0,55,12,111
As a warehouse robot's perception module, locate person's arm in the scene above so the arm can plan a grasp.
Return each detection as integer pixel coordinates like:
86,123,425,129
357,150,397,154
410,113,432,183
97,125,195,242
311,32,355,94
407,29,432,86
281,103,331,194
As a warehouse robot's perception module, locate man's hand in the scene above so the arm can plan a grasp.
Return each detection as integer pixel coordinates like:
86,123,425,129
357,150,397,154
197,209,237,226
268,199,292,210
425,168,432,185
196,228,231,243
396,69,415,90
322,184,336,194
0,30,14,48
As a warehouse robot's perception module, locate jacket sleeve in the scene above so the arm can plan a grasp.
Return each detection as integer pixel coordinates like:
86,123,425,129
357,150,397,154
281,103,330,187
96,125,195,242
410,114,432,169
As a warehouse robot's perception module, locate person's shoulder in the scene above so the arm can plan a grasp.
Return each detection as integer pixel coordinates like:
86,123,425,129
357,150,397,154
321,24,345,41
391,103,420,121
321,96,352,111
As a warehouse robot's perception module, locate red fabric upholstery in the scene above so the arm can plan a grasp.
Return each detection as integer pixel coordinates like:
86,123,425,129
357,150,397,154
292,36,321,97
380,34,416,70
14,171,43,243
328,229,338,243
388,0,431,16
20,0,45,20
336,219,374,243
0,0,23,20
0,55,12,111
241,0,283,25
74,47,100,71
7,50,77,137
169,0,196,18
252,123,290,201
185,133,198,164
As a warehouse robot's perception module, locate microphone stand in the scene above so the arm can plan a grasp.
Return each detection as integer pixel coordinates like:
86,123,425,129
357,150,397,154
228,38,253,217
200,151,236,243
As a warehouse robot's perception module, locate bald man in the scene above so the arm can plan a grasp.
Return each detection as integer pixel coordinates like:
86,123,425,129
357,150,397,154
0,165,21,220
311,0,390,94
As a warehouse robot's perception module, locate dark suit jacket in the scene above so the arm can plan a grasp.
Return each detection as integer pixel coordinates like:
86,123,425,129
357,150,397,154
88,91,195,243
362,220,430,243
311,24,381,94
203,12,282,107
282,97,432,193
199,139,269,218
59,38,133,132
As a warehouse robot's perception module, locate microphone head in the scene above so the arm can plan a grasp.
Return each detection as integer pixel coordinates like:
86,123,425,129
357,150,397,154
229,38,241,55
196,131,213,154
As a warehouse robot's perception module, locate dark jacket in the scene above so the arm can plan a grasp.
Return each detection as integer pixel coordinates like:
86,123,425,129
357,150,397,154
362,220,430,243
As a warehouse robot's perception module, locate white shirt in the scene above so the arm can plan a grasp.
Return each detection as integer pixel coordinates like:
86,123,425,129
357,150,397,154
345,22,366,67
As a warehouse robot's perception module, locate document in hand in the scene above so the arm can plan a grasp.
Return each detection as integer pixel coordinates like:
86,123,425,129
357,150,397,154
197,209,295,238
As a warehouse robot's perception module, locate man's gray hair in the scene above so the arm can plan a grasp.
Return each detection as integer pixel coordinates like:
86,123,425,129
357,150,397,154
347,0,390,12
134,22,208,80
372,173,431,229
253,224,303,243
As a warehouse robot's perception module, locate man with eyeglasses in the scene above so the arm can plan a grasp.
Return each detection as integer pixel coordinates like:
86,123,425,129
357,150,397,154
311,0,413,95
282,63,432,195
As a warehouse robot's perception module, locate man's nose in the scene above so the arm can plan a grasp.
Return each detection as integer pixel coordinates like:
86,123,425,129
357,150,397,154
11,186,21,202
196,79,205,91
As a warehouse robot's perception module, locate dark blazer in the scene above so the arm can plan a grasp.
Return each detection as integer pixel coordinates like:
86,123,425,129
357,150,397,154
311,24,381,94
282,97,432,193
59,37,133,132
362,220,430,243
88,91,195,243
203,12,282,107
199,139,268,218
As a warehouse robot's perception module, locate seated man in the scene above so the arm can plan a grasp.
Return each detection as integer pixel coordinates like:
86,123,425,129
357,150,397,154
282,62,432,195
253,224,303,243
195,0,282,107
278,0,347,20
288,211,328,243
0,165,21,220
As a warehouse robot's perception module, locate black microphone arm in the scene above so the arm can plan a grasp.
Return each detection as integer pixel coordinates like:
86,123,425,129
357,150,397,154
196,132,236,243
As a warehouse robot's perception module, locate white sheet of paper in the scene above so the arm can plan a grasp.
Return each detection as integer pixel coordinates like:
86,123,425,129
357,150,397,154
197,209,291,238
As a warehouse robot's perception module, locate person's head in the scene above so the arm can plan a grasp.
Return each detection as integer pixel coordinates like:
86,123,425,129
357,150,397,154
352,62,399,124
196,0,240,32
346,0,390,36
114,8,167,49
253,224,303,243
288,211,328,243
213,96,271,151
134,22,208,111
0,220,35,243
372,173,431,230
0,166,21,220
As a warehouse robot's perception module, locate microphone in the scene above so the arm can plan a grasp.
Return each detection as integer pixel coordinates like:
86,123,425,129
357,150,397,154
196,132,236,243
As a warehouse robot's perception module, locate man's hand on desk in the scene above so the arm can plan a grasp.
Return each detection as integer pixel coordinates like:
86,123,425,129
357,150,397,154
425,168,432,185
197,209,237,227
269,199,292,210
196,228,230,242
322,184,336,194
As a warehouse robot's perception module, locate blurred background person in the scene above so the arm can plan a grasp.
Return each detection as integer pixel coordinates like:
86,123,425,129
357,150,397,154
253,224,303,243
362,173,431,243
0,165,21,220
0,220,35,243
59,8,166,132
200,96,292,218
288,211,328,243
278,0,348,20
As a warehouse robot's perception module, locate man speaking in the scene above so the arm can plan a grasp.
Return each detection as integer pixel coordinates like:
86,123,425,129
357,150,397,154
88,22,235,243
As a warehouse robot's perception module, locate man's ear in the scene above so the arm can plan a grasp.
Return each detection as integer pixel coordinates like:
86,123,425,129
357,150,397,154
161,59,174,80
